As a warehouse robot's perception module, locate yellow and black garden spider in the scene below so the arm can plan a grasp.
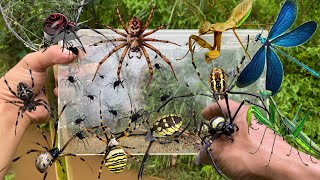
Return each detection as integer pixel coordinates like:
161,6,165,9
83,91,142,179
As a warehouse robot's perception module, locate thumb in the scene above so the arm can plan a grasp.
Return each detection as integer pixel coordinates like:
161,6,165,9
23,45,78,72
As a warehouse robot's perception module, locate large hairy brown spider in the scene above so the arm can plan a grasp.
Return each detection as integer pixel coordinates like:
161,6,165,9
92,4,180,85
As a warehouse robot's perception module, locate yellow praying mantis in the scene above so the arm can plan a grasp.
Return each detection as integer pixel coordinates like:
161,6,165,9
182,0,255,63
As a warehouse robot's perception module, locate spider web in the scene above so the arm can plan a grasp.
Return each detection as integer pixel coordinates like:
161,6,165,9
0,0,90,51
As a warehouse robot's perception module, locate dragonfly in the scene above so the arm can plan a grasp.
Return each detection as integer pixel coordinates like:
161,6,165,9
236,0,319,95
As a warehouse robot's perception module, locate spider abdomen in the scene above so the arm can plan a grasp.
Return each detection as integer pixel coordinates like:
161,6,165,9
153,114,182,136
17,82,33,101
44,13,67,36
35,152,54,173
105,147,128,174
209,68,227,93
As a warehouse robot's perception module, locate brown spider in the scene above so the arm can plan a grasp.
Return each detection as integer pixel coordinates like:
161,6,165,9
91,4,180,85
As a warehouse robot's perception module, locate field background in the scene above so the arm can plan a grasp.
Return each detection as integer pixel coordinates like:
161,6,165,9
0,0,319,179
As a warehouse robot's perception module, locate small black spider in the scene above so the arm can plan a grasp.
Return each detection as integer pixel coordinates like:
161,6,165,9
4,64,53,135
119,93,150,135
62,74,81,90
102,101,118,118
83,89,97,103
153,62,165,72
68,115,90,127
160,92,173,102
108,77,127,92
74,130,90,148
97,73,106,80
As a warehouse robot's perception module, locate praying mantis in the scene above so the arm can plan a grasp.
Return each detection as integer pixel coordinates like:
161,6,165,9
247,90,320,166
183,0,255,63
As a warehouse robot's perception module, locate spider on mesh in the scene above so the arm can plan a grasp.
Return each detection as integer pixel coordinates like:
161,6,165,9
83,89,97,103
107,77,127,91
0,103,93,179
67,115,90,127
3,63,53,135
116,93,150,138
83,91,141,179
62,74,81,90
91,4,180,85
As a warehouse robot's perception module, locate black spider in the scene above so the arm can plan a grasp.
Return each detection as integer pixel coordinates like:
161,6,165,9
108,77,127,92
160,92,173,102
97,73,106,80
102,101,118,118
74,130,90,148
68,115,90,127
153,62,165,73
62,74,81,90
83,89,97,103
117,93,150,137
4,64,53,135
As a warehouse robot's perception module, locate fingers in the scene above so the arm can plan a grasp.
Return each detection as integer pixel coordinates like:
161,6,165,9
201,99,241,120
23,45,78,72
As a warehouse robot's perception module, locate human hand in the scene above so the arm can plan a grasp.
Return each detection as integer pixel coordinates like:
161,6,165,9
195,99,320,179
0,45,77,178
0,45,77,125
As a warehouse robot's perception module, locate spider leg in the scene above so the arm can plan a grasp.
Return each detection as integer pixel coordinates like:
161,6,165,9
128,50,133,59
60,153,94,172
98,155,107,180
137,50,143,59
14,108,24,135
80,24,118,45
232,28,251,60
85,128,108,144
138,140,154,180
4,76,17,97
5,100,24,106
144,38,180,46
92,43,127,81
144,43,178,81
115,5,129,34
117,46,130,81
227,91,268,113
35,100,54,118
71,30,86,53
75,80,81,90
124,150,141,163
141,46,153,86
25,63,34,88
56,159,66,174
141,5,155,34
52,102,70,148
12,149,42,162
36,124,51,148
43,172,48,180
91,38,126,46
103,25,128,37
142,25,165,37
205,140,222,175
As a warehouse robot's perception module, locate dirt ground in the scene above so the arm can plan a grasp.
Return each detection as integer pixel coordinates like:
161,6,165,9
7,124,163,180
